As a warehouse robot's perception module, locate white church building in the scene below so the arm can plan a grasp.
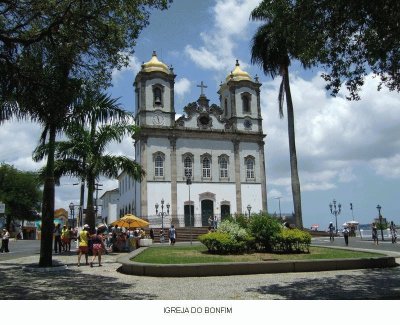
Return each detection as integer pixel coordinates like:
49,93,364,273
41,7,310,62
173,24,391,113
128,52,267,227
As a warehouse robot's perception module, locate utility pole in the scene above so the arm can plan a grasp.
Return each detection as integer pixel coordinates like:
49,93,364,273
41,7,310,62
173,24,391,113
94,183,103,221
73,181,85,228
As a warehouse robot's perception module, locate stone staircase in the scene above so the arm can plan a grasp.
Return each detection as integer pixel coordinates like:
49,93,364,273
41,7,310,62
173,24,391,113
144,227,209,243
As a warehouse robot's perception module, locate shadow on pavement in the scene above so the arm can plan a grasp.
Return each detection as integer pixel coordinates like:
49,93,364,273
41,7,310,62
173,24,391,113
0,264,158,300
245,267,400,299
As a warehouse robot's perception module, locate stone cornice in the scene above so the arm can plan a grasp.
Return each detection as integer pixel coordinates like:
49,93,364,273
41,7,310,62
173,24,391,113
133,126,266,142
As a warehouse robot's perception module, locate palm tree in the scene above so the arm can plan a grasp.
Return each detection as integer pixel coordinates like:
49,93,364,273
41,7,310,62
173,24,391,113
34,90,145,231
250,5,303,229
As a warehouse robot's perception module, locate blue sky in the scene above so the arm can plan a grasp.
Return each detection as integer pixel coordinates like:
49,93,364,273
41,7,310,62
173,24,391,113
1,0,400,230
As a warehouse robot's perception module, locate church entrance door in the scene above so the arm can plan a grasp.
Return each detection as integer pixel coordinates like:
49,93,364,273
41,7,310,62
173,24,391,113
221,204,230,221
184,204,194,227
201,200,213,226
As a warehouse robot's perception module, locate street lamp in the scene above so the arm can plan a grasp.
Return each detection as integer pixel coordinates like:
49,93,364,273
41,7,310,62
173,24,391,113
329,199,341,234
186,176,193,245
376,204,384,241
247,204,252,218
69,202,75,228
155,199,170,242
350,203,354,221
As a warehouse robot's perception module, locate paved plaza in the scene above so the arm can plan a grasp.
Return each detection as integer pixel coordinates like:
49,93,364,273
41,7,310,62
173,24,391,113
1,239,400,300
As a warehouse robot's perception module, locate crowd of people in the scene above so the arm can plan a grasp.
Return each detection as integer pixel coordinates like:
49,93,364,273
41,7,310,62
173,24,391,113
51,223,178,267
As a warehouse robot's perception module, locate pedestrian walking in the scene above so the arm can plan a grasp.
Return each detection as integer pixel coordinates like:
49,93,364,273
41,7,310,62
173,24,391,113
372,222,379,245
77,224,90,266
0,228,10,253
169,224,176,245
90,228,106,267
150,228,154,240
390,221,397,244
342,226,349,246
328,222,335,242
61,225,71,252
53,223,62,253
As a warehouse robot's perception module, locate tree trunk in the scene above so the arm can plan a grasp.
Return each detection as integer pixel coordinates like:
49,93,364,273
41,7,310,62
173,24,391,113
85,174,95,233
283,65,303,229
39,124,56,267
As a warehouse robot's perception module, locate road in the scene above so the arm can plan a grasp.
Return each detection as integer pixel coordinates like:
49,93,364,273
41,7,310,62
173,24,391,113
0,239,40,261
311,235,400,254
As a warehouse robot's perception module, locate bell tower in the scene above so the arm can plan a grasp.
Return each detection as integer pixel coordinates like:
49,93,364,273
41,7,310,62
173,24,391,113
218,60,262,133
134,51,176,127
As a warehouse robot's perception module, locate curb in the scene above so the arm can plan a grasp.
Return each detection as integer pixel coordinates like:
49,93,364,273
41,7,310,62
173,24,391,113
117,246,398,277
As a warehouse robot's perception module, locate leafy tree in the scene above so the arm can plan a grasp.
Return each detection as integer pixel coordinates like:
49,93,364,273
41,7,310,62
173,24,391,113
0,0,171,267
34,90,145,231
0,163,42,229
250,2,303,228
252,0,400,100
249,214,282,252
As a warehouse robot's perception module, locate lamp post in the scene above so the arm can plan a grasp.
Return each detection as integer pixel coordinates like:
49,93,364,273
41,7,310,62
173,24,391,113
247,204,252,218
155,199,170,242
329,199,341,234
274,196,282,218
350,203,354,221
186,176,193,245
376,204,384,241
69,202,75,228
73,181,85,228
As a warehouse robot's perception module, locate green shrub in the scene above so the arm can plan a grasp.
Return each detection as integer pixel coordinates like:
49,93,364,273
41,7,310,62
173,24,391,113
224,213,250,229
198,220,254,254
249,214,282,251
272,228,312,253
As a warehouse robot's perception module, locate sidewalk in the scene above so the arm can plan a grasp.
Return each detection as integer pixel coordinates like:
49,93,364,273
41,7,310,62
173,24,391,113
1,249,400,299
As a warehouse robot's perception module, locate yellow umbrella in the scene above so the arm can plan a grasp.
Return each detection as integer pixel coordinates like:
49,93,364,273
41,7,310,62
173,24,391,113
111,214,149,229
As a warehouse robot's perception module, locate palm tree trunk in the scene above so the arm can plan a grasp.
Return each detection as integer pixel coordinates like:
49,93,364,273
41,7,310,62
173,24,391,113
39,124,56,267
283,65,303,229
85,174,95,232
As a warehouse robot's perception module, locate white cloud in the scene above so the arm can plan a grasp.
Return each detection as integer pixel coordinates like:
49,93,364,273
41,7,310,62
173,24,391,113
185,0,260,72
112,54,141,83
175,78,192,97
0,120,44,171
371,154,400,179
262,72,400,193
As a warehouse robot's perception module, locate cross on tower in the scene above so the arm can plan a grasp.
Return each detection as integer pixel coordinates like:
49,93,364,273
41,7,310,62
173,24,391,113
197,81,208,96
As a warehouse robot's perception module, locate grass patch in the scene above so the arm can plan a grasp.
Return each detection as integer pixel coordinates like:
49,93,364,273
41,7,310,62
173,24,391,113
131,244,384,264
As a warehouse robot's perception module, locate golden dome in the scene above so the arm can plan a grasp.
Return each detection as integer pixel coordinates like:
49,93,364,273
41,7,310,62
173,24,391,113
141,51,170,74
226,60,252,82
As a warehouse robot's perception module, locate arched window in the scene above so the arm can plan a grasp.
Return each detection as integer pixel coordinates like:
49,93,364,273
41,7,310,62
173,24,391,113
245,156,255,180
202,157,211,178
219,156,228,178
184,156,193,178
224,98,228,115
241,92,251,114
155,154,164,177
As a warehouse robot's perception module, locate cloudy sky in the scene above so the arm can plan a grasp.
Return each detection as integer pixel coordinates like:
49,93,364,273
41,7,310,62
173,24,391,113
1,0,400,229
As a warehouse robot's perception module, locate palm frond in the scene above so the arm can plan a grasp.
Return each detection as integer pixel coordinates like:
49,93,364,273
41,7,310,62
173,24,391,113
98,155,145,181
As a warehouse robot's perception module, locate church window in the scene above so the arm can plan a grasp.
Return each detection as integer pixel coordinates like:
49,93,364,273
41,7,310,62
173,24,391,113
202,156,211,179
245,156,255,180
224,98,228,115
184,156,193,179
219,155,229,179
155,154,164,177
241,93,251,114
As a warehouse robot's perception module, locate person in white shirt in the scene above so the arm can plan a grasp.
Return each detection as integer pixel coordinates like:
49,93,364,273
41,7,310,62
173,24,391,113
0,228,10,253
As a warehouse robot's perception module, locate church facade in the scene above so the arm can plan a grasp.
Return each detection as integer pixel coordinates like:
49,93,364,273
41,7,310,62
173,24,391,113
132,52,267,227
